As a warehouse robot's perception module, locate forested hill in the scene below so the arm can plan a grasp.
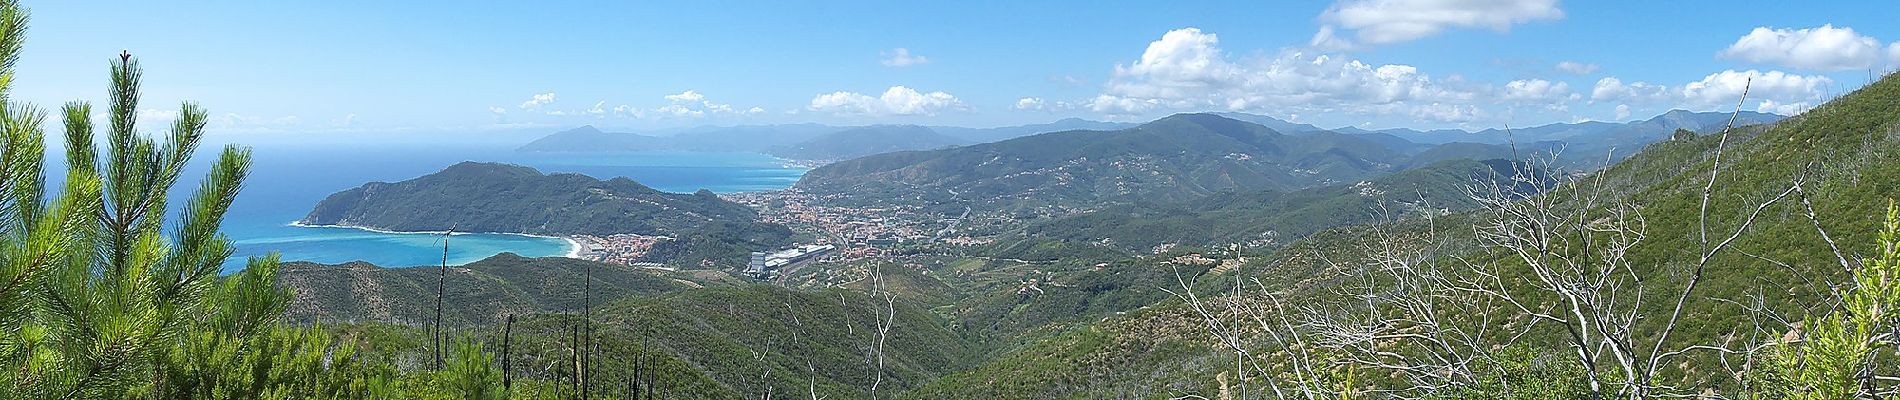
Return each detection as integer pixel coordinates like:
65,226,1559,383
1018,158,1528,252
276,253,698,327
301,161,775,238
794,113,1517,208
917,73,1900,398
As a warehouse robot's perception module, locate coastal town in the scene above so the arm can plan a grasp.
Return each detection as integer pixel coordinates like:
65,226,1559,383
562,189,981,278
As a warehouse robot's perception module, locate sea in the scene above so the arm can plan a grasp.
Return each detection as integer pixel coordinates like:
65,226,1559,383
44,139,807,273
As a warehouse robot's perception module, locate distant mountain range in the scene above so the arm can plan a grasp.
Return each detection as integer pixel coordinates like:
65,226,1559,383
1216,109,1784,165
515,118,1138,160
765,125,968,161
795,113,1417,208
516,110,1781,169
790,109,1783,209
1216,109,1782,145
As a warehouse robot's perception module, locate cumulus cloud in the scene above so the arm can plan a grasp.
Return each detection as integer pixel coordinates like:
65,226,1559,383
612,104,643,118
808,86,966,116
664,90,706,103
1590,77,1669,103
1555,61,1599,75
1014,97,1047,111
1720,25,1892,71
1613,104,1630,120
881,48,930,67
1410,102,1484,123
1092,27,1480,118
519,92,556,109
1595,70,1832,115
1680,69,1831,113
1501,79,1573,102
645,90,758,118
1755,99,1811,116
655,104,702,118
1313,0,1563,48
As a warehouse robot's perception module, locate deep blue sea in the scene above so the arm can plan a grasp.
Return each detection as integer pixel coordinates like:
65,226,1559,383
47,141,807,273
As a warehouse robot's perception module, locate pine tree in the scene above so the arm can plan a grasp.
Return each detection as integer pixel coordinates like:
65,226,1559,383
0,0,106,396
0,0,295,396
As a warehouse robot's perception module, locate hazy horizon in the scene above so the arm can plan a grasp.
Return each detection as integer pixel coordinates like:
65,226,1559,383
8,0,1897,140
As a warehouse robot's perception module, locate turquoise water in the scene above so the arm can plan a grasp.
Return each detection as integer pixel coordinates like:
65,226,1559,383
47,141,808,273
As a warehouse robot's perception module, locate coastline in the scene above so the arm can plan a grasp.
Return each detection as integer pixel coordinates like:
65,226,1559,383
288,220,582,258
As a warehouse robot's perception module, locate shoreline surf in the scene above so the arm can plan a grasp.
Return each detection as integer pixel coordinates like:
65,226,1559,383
287,221,582,259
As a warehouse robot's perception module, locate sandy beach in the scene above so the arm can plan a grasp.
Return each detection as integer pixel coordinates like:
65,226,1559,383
289,221,582,259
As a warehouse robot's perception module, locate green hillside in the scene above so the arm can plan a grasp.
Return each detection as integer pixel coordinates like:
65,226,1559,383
276,253,703,327
794,113,1409,208
303,161,773,237
920,73,1900,398
1019,158,1526,252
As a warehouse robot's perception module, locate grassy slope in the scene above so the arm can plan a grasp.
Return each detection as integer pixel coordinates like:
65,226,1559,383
276,253,698,327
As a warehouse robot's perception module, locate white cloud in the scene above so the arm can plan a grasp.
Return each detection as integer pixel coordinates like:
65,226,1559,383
1555,61,1599,75
587,101,607,116
1590,70,1830,115
488,106,507,115
1049,75,1086,87
645,90,757,118
612,104,643,118
1720,25,1891,71
208,112,301,129
808,86,966,116
1613,104,1631,120
1087,94,1162,115
1680,69,1831,114
1501,79,1572,102
1891,42,1900,65
1014,97,1047,111
1410,102,1484,123
1094,27,1479,117
519,92,556,109
655,104,703,118
664,90,705,103
1755,99,1812,115
1313,0,1563,48
880,48,930,67
1590,77,1669,103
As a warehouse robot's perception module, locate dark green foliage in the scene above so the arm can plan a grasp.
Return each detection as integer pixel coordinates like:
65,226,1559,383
637,220,796,267
302,161,777,238
302,161,794,265
275,253,693,327
588,285,981,398
922,72,1900,397
1421,346,1593,400
1020,158,1524,251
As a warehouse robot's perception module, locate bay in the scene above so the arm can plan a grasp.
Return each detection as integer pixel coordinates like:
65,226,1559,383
44,139,807,273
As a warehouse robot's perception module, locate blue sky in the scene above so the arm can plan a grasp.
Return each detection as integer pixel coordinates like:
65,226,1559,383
10,1,1900,136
